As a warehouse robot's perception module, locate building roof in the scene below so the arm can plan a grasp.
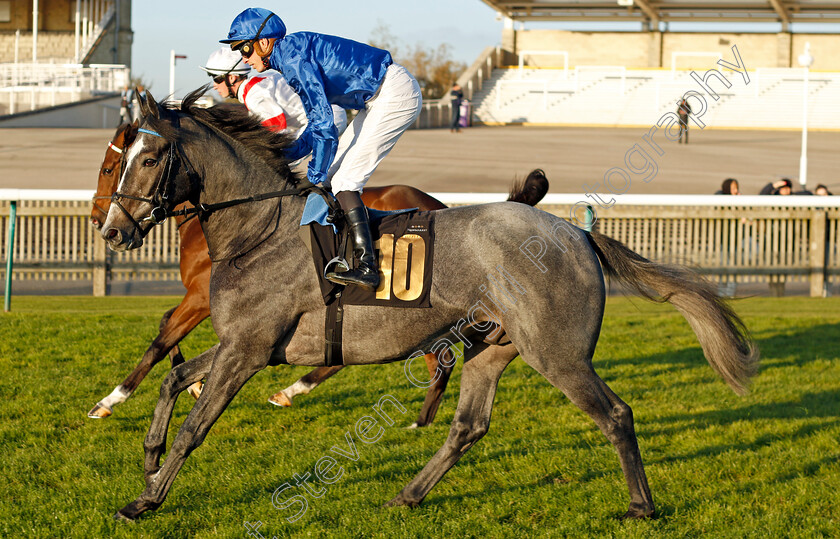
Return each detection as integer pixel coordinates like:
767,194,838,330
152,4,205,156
479,0,840,26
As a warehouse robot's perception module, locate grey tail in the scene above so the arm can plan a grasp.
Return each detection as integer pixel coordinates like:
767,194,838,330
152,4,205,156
507,169,549,207
585,230,759,395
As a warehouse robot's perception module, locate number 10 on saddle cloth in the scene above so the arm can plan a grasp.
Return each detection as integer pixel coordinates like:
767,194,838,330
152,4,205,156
307,210,435,308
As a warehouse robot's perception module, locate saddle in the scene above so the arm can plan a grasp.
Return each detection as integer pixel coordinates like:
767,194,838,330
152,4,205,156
301,208,436,366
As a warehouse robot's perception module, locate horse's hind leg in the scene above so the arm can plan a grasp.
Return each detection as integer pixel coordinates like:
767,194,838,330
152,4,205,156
529,359,655,519
409,351,455,429
268,366,344,406
385,342,517,508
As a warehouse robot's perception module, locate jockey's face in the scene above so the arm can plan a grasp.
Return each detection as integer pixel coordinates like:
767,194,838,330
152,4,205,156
240,38,270,72
211,74,235,98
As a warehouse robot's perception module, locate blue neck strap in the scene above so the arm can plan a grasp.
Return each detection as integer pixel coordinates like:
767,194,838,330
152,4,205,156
138,128,163,138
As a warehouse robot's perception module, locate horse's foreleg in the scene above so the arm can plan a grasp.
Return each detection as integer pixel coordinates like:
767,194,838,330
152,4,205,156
143,345,217,486
88,297,210,419
385,343,517,508
409,352,454,428
268,366,344,407
117,346,267,521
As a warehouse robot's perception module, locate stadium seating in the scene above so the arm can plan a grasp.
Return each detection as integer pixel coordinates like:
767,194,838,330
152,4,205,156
472,66,840,129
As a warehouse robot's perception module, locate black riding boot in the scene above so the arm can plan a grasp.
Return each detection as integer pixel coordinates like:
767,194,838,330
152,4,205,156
326,194,380,291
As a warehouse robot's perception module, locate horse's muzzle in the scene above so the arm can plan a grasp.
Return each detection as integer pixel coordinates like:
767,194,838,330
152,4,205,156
101,225,144,251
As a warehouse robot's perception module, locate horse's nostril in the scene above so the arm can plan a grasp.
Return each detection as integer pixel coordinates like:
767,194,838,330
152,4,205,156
106,228,119,240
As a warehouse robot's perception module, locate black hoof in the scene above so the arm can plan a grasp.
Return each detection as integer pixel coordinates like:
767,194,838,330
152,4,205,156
114,510,135,522
115,498,160,521
618,503,656,520
383,495,420,509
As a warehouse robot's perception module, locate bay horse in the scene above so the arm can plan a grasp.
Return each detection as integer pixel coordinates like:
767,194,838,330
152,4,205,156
88,121,549,424
101,90,757,521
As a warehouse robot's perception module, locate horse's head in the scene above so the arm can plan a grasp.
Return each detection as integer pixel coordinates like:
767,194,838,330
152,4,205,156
90,121,138,230
100,90,197,251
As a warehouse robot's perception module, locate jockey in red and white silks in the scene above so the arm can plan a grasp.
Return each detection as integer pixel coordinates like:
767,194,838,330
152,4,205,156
201,48,347,139
222,8,423,291
236,73,348,138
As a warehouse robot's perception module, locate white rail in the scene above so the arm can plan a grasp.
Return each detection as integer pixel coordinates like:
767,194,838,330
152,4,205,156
3,190,840,208
429,193,840,208
1,192,838,297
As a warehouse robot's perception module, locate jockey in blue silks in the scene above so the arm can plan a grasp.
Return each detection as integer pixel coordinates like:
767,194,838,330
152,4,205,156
222,8,423,291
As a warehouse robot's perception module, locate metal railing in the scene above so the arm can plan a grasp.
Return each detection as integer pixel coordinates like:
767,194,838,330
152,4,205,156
1,192,838,307
0,63,129,114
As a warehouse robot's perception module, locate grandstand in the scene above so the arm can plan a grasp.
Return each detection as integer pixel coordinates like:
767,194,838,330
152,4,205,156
468,1,840,130
472,65,840,129
0,0,131,118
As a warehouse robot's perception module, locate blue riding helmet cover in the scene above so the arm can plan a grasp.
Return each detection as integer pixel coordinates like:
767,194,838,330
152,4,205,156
221,8,286,43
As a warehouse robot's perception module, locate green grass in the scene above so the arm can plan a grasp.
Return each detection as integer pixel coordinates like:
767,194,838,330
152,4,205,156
0,296,838,538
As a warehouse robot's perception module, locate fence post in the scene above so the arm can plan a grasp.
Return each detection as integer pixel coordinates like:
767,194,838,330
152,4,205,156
809,209,827,297
92,234,108,297
4,200,17,312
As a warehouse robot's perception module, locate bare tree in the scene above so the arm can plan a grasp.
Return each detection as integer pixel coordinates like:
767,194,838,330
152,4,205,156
369,21,466,100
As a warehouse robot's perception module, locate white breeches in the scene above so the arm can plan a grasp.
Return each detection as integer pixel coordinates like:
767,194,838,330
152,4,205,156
328,63,422,193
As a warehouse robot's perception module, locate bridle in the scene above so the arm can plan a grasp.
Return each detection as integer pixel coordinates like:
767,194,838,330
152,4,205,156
91,140,125,221
109,117,341,241
110,125,198,240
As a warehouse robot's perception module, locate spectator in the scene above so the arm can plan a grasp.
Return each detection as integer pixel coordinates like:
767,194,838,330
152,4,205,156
715,178,740,195
760,178,792,195
119,86,132,125
815,184,834,196
677,98,691,144
450,83,464,133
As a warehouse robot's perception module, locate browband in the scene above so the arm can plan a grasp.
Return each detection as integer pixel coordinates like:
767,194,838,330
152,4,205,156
138,128,163,138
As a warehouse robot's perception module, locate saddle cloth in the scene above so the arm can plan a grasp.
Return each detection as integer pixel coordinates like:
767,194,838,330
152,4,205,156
307,209,436,308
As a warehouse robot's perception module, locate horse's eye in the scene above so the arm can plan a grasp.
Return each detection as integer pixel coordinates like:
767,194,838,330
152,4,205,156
144,158,157,167
103,168,113,175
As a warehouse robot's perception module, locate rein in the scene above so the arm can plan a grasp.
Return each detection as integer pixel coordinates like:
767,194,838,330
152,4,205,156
108,124,341,236
110,133,187,239
166,182,339,223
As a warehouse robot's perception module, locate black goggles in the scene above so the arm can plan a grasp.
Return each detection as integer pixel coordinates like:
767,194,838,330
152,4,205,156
210,74,227,84
231,13,275,58
236,40,256,58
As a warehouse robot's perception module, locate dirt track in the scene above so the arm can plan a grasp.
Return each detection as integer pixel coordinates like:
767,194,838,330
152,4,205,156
2,125,839,195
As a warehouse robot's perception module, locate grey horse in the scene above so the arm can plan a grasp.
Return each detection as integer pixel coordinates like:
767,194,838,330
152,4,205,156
100,89,758,522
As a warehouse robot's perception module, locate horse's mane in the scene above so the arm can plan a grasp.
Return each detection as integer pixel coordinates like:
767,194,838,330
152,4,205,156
155,87,301,186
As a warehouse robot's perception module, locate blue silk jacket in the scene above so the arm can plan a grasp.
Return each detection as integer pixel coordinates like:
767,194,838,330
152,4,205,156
268,32,393,185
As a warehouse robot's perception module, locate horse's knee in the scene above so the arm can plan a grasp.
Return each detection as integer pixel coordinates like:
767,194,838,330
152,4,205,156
159,369,184,399
605,402,635,441
447,420,489,453
610,402,634,427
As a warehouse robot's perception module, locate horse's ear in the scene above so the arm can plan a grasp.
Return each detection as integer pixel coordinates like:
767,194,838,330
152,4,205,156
136,88,150,117
145,91,160,120
125,120,139,145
